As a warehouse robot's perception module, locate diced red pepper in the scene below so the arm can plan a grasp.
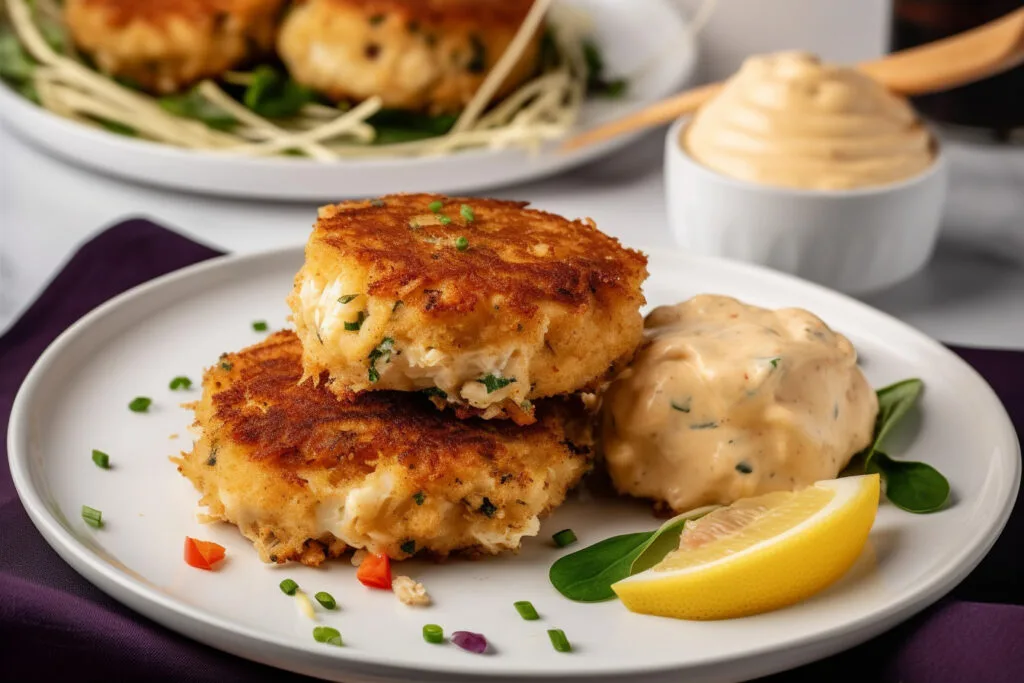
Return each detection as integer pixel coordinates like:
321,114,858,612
184,537,226,570
356,552,392,589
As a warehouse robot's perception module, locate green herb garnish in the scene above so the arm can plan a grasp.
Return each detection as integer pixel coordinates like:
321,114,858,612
422,624,444,644
220,362,233,371
159,88,237,130
312,626,343,646
243,65,314,118
428,200,443,213
81,505,103,529
367,337,395,383
582,39,628,98
548,506,716,602
460,204,475,222
279,578,299,595
670,398,690,413
846,379,949,513
421,387,448,400
690,421,718,430
455,236,469,251
478,497,497,518
477,374,515,394
0,29,35,83
92,117,137,137
314,591,337,610
367,109,457,144
344,312,366,331
547,629,572,653
769,357,781,369
552,529,577,548
128,397,152,413
400,540,416,554
413,491,425,505
169,376,192,390
438,215,452,226
514,600,539,620
338,294,359,304
252,320,268,332
91,449,110,469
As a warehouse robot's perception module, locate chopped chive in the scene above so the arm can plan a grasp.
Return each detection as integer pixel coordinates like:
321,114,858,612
279,578,299,595
252,320,268,332
460,204,475,222
169,376,192,390
338,294,358,304
128,397,152,412
438,215,452,226
552,529,577,548
400,540,416,554
421,387,448,400
91,449,110,469
455,236,469,251
344,312,366,331
81,505,103,528
670,398,691,413
547,628,571,653
769,357,781,369
368,366,380,383
477,374,515,394
313,626,343,646
514,600,539,620
423,624,444,644
314,591,337,610
428,200,443,213
412,491,425,505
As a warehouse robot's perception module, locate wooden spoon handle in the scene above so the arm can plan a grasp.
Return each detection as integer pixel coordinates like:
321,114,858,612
560,82,722,152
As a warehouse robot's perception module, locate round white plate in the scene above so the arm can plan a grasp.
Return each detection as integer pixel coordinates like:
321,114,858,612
0,0,695,201
8,247,1019,683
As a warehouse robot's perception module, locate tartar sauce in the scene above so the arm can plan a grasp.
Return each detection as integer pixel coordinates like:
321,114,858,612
602,295,878,512
683,52,935,190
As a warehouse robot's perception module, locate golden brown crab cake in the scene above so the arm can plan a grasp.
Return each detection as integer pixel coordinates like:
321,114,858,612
64,0,285,94
276,0,542,114
288,194,648,424
173,331,594,566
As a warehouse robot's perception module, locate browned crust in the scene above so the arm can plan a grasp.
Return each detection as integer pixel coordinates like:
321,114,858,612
69,0,279,27
310,194,649,319
314,0,537,26
210,330,592,488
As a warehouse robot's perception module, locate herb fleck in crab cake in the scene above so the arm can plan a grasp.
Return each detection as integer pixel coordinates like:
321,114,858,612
288,194,648,423
276,0,542,114
64,0,285,94
173,331,594,566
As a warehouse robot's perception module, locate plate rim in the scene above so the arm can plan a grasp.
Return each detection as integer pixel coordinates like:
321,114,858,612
8,245,1021,682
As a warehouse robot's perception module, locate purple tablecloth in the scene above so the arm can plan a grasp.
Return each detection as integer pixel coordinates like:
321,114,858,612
1,220,1021,683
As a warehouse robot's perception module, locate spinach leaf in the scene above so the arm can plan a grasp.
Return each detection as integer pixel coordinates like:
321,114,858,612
549,506,716,602
159,88,237,131
367,109,458,145
868,379,924,464
869,452,949,513
243,65,313,118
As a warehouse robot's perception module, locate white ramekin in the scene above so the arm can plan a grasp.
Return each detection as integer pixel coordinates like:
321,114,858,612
664,118,949,295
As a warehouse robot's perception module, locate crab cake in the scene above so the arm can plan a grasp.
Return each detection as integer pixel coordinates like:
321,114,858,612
64,0,285,94
173,331,594,566
277,0,542,114
289,194,648,424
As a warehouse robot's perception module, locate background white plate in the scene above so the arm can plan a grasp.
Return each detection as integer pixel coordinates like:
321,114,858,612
8,247,1019,683
0,0,696,201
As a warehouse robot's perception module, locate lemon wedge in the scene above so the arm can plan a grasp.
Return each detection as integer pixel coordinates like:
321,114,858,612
612,474,880,620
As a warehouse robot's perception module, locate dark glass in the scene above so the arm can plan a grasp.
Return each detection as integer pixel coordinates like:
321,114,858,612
891,0,1024,141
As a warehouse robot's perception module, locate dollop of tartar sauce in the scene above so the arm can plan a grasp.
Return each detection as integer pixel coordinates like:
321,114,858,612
683,52,935,190
602,295,878,512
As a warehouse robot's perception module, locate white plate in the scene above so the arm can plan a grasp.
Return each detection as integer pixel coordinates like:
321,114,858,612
8,247,1019,683
0,0,695,201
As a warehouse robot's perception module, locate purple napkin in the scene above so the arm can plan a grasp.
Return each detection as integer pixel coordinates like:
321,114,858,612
1,220,1021,683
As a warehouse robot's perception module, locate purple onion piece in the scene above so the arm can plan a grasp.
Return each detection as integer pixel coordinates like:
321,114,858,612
451,630,488,654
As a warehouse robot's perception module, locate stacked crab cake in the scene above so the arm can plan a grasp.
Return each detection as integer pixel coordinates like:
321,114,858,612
177,194,648,566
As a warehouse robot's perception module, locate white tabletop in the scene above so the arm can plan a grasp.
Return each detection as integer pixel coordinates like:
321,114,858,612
2,122,1023,350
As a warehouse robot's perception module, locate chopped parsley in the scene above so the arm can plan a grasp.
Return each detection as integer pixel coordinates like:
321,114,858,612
338,294,358,304
367,337,395,383
91,449,110,469
769,357,781,369
220,362,233,371
128,397,152,412
460,204,475,222
428,200,444,213
455,236,469,251
400,540,416,554
169,376,192,390
81,505,103,529
438,215,452,226
413,491,426,505
344,312,366,331
252,320,268,332
421,387,448,400
477,374,515,394
478,497,497,518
